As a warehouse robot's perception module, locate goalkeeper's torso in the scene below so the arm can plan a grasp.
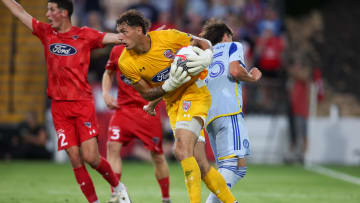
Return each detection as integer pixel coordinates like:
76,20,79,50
118,29,209,103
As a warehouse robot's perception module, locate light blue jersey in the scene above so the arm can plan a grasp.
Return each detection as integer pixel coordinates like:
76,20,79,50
205,42,250,161
205,42,246,127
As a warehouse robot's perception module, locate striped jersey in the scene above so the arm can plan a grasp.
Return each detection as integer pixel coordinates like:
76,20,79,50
205,42,246,126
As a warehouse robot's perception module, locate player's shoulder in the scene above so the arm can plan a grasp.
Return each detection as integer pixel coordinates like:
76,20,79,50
112,45,125,54
149,29,185,38
78,26,105,35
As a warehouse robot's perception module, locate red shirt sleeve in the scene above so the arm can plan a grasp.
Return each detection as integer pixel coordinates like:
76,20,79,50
32,18,51,42
105,45,124,71
81,26,106,50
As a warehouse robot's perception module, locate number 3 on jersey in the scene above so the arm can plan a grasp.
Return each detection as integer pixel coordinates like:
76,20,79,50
111,128,120,140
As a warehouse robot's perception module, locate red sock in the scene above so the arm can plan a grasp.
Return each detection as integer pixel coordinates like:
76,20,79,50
95,157,119,187
157,177,170,199
73,165,98,203
111,173,122,194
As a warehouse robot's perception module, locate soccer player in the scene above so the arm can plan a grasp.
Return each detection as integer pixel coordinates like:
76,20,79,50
1,0,128,202
102,45,171,203
199,19,262,203
115,9,238,203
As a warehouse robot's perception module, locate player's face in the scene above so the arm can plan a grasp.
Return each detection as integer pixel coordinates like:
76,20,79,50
46,3,66,29
117,23,143,50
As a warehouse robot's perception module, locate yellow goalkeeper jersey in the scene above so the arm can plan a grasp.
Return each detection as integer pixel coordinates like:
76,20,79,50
118,29,198,103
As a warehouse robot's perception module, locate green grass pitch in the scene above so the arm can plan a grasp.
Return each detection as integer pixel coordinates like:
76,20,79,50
0,161,359,203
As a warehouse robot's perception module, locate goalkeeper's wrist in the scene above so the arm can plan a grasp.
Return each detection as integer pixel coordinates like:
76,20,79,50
162,79,174,92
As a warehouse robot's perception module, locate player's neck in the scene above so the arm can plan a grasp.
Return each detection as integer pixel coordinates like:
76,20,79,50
56,20,73,33
134,35,151,54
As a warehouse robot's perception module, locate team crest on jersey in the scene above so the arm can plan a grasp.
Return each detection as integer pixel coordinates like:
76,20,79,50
72,35,79,40
163,49,175,59
152,67,170,82
84,122,91,128
49,43,77,56
243,139,249,149
182,101,191,112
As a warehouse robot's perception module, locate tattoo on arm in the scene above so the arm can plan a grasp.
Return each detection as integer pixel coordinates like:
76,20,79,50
142,86,166,101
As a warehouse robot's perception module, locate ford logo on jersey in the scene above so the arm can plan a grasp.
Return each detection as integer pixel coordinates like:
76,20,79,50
152,67,170,82
49,43,77,56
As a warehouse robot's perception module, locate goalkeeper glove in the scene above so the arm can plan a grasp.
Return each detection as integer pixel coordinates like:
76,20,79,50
162,59,191,92
186,46,213,76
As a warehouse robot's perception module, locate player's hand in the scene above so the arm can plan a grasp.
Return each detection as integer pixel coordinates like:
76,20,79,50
162,59,191,92
143,104,156,116
103,94,119,110
249,68,262,82
186,47,213,76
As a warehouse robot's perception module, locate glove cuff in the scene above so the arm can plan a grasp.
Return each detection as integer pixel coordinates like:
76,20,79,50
162,79,174,92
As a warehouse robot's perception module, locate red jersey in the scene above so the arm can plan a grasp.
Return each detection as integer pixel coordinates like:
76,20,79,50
105,45,148,107
32,18,106,100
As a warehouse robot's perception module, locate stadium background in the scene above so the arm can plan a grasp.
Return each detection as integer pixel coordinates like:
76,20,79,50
0,0,359,202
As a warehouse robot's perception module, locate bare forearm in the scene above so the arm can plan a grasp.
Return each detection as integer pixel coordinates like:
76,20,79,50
102,70,114,97
192,36,212,50
141,86,166,101
2,0,33,30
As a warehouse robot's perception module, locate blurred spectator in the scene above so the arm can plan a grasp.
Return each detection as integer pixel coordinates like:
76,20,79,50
208,0,230,19
257,7,284,36
243,0,265,38
255,28,285,77
127,0,159,24
13,112,52,160
286,59,311,164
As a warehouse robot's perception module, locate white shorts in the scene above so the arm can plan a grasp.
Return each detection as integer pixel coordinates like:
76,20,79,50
206,113,250,162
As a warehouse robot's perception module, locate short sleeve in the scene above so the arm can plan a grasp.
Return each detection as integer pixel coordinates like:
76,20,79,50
32,18,50,42
229,42,246,67
81,26,106,49
164,29,192,48
105,46,124,71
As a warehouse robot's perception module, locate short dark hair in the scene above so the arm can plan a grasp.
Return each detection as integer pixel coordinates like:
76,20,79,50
200,19,233,45
48,0,73,18
116,9,151,34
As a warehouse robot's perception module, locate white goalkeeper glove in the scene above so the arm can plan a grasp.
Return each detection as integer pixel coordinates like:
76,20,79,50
162,59,191,92
186,46,213,76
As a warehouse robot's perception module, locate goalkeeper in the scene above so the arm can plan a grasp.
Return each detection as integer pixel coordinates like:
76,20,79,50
115,9,239,203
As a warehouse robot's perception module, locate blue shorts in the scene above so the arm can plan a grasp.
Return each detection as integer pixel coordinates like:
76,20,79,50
206,113,250,162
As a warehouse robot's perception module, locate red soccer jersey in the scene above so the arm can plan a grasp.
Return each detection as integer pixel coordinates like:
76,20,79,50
105,45,148,107
32,18,106,100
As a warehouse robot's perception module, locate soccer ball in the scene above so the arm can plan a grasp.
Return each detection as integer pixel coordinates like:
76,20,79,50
175,46,197,72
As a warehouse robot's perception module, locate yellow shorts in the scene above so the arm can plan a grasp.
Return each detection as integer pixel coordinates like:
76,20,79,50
166,83,211,135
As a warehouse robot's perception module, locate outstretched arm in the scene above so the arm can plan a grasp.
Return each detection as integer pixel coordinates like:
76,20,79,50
1,0,33,31
102,33,123,45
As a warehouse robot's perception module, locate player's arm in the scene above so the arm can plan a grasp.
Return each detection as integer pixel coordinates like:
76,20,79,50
102,33,123,45
132,79,165,101
102,69,119,109
143,97,162,116
186,36,213,76
1,0,33,30
229,61,262,82
191,36,212,50
133,62,191,101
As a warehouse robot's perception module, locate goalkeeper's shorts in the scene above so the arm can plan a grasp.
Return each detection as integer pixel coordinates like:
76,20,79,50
166,84,211,138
